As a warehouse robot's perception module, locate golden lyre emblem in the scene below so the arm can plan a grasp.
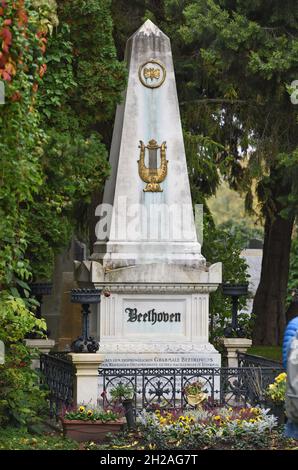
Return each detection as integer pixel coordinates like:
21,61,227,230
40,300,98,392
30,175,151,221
138,139,168,192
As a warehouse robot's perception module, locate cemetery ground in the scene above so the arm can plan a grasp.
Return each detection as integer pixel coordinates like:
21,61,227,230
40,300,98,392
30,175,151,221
0,425,297,451
1,409,298,451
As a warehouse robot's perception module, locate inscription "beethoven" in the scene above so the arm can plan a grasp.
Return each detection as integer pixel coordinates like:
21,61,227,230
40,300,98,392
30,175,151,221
125,308,181,325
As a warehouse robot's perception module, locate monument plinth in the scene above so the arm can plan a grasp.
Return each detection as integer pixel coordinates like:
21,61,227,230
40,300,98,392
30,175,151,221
74,20,222,368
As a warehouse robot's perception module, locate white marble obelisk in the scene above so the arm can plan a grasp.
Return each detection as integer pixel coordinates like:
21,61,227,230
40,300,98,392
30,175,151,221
94,19,204,268
74,20,222,368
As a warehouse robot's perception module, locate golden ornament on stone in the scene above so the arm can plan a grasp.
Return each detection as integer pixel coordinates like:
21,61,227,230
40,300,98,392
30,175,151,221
138,139,168,192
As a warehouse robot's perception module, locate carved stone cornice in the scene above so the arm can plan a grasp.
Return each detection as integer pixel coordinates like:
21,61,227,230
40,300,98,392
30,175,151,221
99,342,219,354
93,282,219,294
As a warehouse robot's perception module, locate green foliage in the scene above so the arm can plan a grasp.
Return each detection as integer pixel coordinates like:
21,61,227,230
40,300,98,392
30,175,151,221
27,0,126,278
25,130,110,279
38,24,77,125
110,384,134,401
0,3,49,428
0,0,127,429
0,292,47,427
218,220,263,250
184,131,226,203
0,1,45,289
57,0,127,130
208,181,262,230
0,0,124,428
31,0,59,35
0,292,45,344
183,126,251,336
288,235,298,300
167,0,298,200
202,215,250,338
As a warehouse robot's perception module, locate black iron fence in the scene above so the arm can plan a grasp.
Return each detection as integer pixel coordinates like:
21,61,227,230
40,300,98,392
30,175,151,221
38,351,285,418
40,352,75,419
238,352,283,368
99,365,284,411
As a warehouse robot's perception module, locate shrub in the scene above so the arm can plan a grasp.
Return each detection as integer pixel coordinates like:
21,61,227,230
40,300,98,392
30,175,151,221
0,292,48,427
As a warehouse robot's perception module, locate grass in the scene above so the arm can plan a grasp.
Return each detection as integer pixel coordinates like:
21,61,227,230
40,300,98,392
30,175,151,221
0,426,79,450
247,346,282,362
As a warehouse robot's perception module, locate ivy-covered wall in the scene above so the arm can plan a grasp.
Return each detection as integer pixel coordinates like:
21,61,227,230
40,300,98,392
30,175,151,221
0,0,126,427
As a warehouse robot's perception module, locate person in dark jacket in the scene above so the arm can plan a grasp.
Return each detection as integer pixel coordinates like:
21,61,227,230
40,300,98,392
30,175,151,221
282,314,298,439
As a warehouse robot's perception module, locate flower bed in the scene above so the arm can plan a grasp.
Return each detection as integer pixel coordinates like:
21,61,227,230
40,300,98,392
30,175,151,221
132,405,279,450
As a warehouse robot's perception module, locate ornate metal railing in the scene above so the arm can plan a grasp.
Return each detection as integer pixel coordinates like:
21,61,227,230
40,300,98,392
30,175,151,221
238,352,283,368
40,352,75,419
99,366,283,411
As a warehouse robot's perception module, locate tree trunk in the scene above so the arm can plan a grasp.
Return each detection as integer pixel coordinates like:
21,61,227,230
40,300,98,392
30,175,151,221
252,212,294,345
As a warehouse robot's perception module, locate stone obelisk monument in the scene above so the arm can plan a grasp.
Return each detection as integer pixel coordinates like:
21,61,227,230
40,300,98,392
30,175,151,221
75,20,222,368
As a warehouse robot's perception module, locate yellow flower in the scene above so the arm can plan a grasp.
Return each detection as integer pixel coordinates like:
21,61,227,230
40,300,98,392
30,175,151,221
87,410,93,417
79,406,85,413
214,415,221,421
275,373,287,383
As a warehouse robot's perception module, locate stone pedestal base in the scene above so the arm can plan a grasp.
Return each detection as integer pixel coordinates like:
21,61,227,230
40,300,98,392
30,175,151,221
100,343,221,369
221,338,252,368
69,353,105,406
74,260,222,371
97,287,221,369
25,338,56,370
